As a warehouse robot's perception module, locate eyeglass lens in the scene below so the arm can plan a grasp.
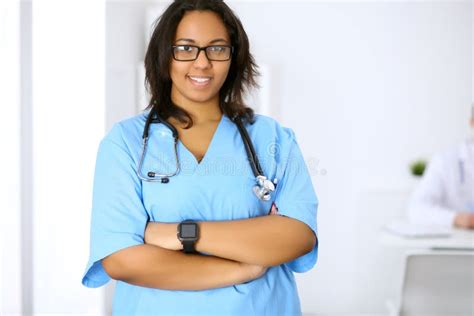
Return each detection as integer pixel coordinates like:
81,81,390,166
173,45,231,61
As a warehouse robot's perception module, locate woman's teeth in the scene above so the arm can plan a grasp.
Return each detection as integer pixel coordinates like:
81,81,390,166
190,77,209,82
188,76,211,86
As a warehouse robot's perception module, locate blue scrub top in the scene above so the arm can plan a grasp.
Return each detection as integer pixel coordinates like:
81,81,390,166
82,112,319,315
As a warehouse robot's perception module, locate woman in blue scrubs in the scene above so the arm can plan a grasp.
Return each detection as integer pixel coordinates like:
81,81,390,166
82,1,319,315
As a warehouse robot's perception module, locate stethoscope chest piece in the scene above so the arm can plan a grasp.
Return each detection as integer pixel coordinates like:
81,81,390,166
253,175,277,201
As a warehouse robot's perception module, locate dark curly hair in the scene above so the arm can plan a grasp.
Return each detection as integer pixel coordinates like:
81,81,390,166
144,0,259,128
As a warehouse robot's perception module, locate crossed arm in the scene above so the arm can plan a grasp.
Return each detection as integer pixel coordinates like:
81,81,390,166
144,214,316,266
102,212,316,291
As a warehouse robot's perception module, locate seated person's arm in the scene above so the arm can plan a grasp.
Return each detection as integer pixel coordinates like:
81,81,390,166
408,155,474,228
453,212,474,229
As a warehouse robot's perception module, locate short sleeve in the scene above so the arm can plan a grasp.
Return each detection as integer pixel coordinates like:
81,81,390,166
81,123,149,288
273,129,318,273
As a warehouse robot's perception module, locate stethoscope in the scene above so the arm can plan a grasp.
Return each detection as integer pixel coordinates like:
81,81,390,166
459,141,474,211
137,109,277,201
458,140,474,184
458,160,465,184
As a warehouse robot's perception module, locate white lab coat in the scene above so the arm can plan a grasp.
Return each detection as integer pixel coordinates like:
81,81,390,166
408,140,474,227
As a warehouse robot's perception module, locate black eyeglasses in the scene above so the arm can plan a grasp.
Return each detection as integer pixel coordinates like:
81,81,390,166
171,45,233,61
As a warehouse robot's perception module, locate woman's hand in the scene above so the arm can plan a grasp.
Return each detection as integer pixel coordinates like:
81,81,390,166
144,222,183,251
454,212,474,229
268,203,279,215
238,262,268,283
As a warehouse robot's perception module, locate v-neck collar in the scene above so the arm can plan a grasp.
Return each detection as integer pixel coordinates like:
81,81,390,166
178,113,228,167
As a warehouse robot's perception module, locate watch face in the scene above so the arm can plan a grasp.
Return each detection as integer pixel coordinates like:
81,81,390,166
181,223,197,238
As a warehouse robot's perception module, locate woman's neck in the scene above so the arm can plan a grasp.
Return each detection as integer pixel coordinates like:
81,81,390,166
170,92,222,126
184,104,222,125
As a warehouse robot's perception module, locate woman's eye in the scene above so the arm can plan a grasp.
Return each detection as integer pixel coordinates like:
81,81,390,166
175,45,192,52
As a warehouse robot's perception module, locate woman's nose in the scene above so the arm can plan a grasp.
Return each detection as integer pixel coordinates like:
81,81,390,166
193,49,211,69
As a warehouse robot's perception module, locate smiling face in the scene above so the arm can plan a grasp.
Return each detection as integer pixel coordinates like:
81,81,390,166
169,10,232,110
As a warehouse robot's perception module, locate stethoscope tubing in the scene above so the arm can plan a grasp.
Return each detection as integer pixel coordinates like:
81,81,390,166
137,109,276,200
232,115,264,177
459,160,465,184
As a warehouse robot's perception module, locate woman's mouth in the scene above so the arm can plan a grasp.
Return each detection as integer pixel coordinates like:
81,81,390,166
188,76,212,88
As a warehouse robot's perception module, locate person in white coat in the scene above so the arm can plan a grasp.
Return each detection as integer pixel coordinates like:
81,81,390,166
408,106,474,229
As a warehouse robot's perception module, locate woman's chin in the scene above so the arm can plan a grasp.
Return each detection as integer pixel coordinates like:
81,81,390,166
186,93,218,105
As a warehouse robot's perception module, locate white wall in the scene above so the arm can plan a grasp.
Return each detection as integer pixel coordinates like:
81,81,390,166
0,1,22,314
106,1,472,315
106,1,150,131
32,0,106,314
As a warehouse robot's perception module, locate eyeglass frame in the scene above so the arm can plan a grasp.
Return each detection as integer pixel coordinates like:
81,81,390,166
171,45,234,62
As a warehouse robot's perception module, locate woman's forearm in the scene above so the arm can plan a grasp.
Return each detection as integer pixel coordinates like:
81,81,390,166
102,244,255,291
146,215,316,267
196,215,316,266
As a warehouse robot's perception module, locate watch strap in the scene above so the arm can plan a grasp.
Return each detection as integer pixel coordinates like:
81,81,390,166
182,240,196,253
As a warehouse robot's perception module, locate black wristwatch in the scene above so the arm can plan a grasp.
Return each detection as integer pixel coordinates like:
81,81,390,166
177,220,199,253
